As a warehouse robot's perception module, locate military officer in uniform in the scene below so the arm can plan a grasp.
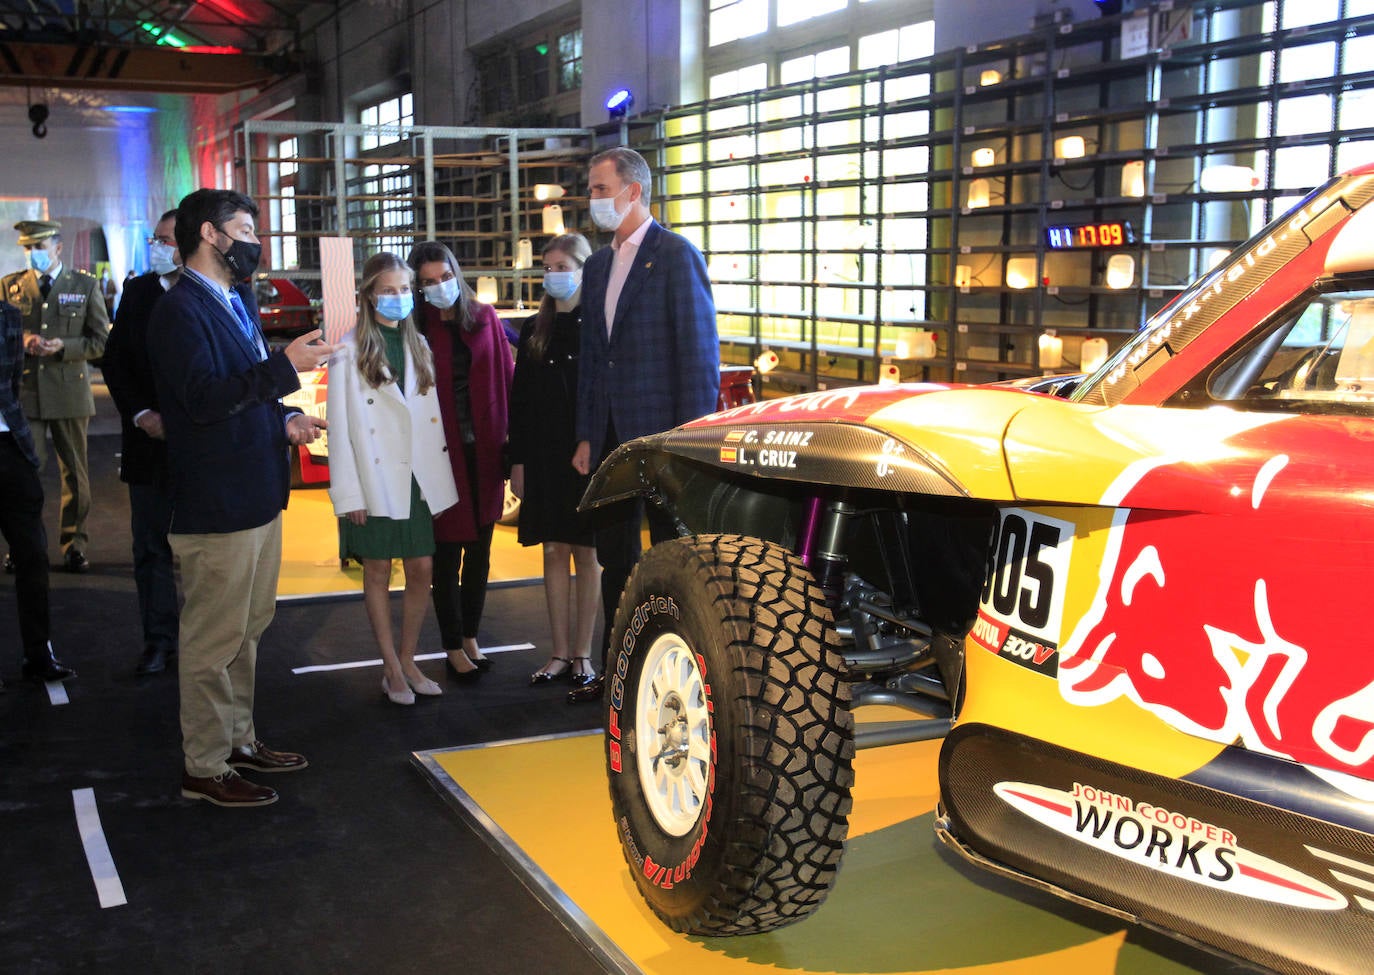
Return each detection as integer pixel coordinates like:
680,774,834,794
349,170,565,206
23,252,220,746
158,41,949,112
2,219,110,573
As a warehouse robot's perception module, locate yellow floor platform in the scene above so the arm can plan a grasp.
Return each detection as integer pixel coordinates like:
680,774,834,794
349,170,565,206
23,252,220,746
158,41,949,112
278,486,545,597
414,713,1212,975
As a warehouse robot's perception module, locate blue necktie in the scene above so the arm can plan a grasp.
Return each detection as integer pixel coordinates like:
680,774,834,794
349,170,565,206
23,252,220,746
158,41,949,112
227,290,258,351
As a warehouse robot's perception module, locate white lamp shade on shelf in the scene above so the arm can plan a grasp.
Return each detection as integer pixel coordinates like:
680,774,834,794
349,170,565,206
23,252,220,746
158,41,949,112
533,183,566,201
954,264,972,288
541,204,565,235
1038,332,1063,369
754,349,779,374
1080,336,1110,373
1006,257,1037,289
980,69,1001,86
966,178,991,209
878,361,901,386
475,275,498,304
971,147,996,167
1105,253,1136,289
1121,159,1146,197
514,238,534,269
1054,136,1087,159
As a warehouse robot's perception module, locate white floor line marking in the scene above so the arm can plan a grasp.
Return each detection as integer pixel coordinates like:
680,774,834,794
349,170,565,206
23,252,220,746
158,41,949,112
46,680,69,706
72,788,127,909
292,643,536,675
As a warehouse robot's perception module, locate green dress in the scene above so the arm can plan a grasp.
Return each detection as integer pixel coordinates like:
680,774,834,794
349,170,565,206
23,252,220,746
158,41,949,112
338,325,436,561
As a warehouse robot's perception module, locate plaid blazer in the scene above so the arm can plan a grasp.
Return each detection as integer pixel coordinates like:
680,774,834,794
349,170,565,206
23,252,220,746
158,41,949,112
575,221,719,461
0,300,38,466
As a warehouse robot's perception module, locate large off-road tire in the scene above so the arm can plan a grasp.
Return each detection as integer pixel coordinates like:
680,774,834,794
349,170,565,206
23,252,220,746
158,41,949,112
605,533,855,935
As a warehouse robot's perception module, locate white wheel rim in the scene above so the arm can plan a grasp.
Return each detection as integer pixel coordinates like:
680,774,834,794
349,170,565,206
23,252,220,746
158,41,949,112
635,631,712,838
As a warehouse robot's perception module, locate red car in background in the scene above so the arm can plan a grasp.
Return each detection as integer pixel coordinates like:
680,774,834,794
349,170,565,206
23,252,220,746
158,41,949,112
258,278,319,342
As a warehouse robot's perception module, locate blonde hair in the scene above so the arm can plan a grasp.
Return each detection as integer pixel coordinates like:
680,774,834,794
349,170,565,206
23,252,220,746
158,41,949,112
354,251,436,394
529,233,592,357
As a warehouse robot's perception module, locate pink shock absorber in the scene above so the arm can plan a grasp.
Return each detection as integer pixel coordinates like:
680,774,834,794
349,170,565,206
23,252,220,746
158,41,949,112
798,495,823,567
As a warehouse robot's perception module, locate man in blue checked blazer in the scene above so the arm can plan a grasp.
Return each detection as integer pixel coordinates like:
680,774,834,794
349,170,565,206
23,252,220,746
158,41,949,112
148,188,333,807
570,146,719,703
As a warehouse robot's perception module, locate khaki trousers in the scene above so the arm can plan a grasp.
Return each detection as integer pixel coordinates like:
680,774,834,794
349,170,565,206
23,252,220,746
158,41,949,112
170,516,283,778
31,415,90,556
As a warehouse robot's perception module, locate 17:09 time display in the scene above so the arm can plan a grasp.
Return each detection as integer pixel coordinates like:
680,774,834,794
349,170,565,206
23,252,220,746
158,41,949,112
1045,221,1136,249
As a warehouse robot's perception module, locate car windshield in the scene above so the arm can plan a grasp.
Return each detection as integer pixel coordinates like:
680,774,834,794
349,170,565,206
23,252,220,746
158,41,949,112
1072,175,1350,408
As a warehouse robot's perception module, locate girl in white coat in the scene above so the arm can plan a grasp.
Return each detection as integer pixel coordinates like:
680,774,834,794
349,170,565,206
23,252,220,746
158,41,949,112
327,252,459,705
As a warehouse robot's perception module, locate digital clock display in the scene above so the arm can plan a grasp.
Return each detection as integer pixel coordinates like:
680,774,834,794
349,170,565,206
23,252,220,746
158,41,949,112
1045,221,1136,249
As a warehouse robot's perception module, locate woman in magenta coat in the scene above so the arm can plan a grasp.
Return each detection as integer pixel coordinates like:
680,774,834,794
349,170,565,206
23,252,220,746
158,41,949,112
407,241,514,679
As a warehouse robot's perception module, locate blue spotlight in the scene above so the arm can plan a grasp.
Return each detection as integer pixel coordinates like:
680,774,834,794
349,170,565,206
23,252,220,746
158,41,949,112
606,88,634,119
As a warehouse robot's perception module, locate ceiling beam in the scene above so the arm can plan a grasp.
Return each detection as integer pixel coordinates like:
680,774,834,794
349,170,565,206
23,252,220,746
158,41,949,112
0,39,298,92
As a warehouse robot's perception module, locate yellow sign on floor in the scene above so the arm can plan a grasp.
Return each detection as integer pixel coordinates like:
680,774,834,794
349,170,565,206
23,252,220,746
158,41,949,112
421,727,1210,975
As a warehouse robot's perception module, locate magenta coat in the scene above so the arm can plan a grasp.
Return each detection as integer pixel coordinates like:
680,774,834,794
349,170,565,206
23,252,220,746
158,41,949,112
421,300,513,542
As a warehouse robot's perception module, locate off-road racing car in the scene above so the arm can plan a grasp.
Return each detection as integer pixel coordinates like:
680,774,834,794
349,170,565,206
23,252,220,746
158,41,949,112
584,163,1374,975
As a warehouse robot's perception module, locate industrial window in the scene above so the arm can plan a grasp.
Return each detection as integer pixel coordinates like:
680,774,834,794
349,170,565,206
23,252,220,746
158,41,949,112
359,94,413,151
709,0,767,46
857,22,935,68
557,29,582,93
276,136,298,270
777,0,846,28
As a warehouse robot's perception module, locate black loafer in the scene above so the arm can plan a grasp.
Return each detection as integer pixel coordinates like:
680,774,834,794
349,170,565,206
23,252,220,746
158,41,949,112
62,550,90,573
23,658,76,683
136,645,171,675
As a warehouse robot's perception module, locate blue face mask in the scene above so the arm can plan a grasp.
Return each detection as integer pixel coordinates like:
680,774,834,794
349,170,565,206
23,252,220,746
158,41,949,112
27,248,52,273
374,292,414,323
542,270,582,301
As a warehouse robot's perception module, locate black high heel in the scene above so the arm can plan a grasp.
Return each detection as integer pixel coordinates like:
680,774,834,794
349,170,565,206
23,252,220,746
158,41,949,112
529,657,571,685
445,654,482,682
569,656,598,688
470,652,494,671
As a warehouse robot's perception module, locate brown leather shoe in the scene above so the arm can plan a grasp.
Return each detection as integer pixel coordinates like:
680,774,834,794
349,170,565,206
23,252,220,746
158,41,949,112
227,740,308,773
181,769,278,807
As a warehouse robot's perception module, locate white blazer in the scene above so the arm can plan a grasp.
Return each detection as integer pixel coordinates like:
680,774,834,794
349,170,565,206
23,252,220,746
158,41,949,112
326,330,459,520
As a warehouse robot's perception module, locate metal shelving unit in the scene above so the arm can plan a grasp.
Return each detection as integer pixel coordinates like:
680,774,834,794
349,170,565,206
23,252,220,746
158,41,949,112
234,120,594,305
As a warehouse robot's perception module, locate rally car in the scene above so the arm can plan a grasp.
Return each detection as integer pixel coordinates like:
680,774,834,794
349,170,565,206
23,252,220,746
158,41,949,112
584,164,1374,975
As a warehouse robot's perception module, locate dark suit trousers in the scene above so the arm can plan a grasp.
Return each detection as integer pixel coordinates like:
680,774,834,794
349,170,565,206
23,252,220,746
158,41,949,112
128,481,179,653
432,443,494,647
593,418,675,671
0,433,50,659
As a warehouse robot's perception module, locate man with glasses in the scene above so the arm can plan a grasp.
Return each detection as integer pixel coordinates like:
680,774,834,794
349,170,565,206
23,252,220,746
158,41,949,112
1,219,110,574
102,210,182,675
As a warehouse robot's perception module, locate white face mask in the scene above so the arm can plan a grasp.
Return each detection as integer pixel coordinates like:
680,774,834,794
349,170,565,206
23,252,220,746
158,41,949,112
589,185,631,231
423,276,461,309
149,241,178,276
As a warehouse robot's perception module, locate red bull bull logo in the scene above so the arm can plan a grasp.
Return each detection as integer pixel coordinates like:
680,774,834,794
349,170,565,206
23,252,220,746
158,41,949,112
1057,415,1374,799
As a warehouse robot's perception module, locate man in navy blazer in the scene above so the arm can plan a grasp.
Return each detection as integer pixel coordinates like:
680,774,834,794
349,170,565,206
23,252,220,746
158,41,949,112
0,297,75,686
102,208,182,676
571,146,719,702
148,188,333,807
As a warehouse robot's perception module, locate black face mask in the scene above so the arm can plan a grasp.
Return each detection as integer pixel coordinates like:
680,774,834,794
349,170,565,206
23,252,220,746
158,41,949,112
215,228,261,283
